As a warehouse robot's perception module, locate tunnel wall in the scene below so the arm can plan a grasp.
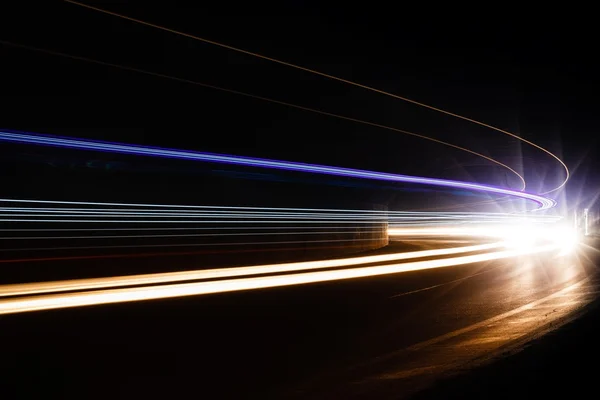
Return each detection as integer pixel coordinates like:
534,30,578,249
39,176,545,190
252,203,390,262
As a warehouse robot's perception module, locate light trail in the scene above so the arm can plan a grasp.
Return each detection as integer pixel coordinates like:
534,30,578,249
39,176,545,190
0,200,561,254
0,212,387,219
0,208,483,218
0,199,560,218
0,226,384,232
0,213,536,221
0,242,559,315
0,214,558,224
0,242,390,264
0,230,386,241
62,0,569,194
0,132,556,210
0,206,560,220
0,238,388,253
0,39,526,190
0,217,554,224
0,208,558,223
0,242,501,298
0,200,562,260
0,200,561,257
1,219,388,224
388,223,579,255
387,224,576,238
0,209,386,217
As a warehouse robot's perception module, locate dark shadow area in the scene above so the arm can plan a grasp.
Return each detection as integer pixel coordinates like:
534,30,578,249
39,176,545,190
411,240,600,400
410,295,600,399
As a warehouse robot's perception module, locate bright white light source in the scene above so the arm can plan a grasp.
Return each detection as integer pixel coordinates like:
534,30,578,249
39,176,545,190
500,224,539,250
491,223,578,254
551,225,579,255
388,221,579,255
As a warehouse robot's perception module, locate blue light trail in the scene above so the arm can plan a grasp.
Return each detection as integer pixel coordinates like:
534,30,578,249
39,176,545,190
0,130,556,210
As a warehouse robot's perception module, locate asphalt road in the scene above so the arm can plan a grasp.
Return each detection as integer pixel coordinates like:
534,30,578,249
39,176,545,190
0,238,597,399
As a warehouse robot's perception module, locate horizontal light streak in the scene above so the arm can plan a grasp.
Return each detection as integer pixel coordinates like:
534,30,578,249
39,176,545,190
0,242,558,315
388,224,570,238
0,209,555,221
0,242,502,297
0,226,382,232
0,237,386,253
0,214,390,220
0,199,559,216
0,219,392,224
0,205,560,225
0,218,560,229
0,230,385,240
0,198,520,213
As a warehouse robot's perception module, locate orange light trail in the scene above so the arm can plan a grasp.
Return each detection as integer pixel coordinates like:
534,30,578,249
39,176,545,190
0,242,502,298
0,242,559,315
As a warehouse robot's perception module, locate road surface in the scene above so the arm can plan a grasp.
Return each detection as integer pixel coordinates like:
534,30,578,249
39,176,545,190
0,236,597,399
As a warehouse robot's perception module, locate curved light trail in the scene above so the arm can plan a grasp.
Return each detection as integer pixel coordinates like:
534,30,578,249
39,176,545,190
0,200,562,254
0,131,556,210
0,242,502,298
0,205,561,226
63,0,569,194
0,39,526,190
0,231,387,241
0,199,558,215
0,199,562,224
0,240,560,315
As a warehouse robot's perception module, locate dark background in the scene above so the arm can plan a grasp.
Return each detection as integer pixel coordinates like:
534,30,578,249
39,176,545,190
1,5,600,400
1,2,598,210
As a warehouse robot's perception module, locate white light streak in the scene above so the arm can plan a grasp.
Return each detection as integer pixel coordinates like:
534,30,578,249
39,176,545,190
0,242,559,315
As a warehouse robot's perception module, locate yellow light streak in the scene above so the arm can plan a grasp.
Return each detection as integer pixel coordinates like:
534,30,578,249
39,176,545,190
0,242,558,315
0,242,501,298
